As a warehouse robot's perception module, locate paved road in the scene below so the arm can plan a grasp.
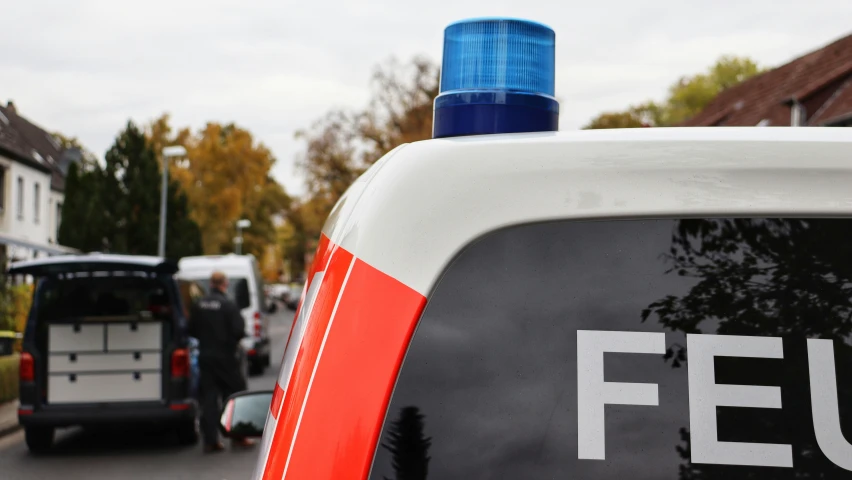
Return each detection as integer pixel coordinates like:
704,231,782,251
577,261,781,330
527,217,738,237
0,305,295,480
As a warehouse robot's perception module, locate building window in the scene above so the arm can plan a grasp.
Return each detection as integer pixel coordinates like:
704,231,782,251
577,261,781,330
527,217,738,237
0,167,6,213
16,176,24,219
34,182,41,223
56,201,62,238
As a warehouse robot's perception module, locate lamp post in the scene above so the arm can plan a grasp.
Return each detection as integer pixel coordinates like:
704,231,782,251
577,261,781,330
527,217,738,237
158,145,187,258
235,219,251,255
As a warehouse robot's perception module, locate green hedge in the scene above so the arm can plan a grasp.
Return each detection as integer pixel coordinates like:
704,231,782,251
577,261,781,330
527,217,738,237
0,354,18,404
0,284,33,353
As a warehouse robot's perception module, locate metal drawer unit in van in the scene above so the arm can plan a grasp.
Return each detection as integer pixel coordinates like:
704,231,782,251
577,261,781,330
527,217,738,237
47,320,164,404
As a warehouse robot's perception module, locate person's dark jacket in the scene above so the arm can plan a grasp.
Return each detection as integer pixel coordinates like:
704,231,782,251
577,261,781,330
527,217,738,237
188,289,246,359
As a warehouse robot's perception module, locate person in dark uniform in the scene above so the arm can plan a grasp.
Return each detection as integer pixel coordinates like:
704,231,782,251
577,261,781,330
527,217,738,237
188,271,255,453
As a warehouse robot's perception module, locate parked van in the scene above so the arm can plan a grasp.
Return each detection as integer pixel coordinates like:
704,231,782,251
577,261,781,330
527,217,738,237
177,254,274,376
10,254,198,453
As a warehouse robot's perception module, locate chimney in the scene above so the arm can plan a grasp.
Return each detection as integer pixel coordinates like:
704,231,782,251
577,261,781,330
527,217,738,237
5,100,15,114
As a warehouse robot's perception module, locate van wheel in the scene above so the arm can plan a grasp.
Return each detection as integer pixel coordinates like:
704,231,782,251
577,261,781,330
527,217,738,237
176,419,199,445
25,427,54,453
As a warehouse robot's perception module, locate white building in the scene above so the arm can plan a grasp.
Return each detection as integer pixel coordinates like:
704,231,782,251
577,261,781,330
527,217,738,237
0,101,78,270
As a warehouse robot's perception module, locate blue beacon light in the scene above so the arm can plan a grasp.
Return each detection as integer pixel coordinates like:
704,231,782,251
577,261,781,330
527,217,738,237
432,17,558,138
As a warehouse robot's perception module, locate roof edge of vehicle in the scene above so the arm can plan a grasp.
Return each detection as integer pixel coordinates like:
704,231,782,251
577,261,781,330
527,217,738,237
321,127,852,297
178,254,257,262
176,254,257,274
7,253,178,276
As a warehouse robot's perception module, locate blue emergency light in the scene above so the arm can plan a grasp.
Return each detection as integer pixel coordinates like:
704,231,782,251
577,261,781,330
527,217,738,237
433,17,558,138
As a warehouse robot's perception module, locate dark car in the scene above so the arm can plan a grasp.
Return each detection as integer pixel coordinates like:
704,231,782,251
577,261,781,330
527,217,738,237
10,254,198,453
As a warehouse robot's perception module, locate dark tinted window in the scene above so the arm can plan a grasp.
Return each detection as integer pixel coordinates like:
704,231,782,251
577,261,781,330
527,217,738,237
370,218,852,480
193,277,250,309
36,275,171,320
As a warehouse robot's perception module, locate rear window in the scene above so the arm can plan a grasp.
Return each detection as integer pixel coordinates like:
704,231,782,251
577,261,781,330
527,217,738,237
35,274,172,320
369,218,852,479
189,277,250,308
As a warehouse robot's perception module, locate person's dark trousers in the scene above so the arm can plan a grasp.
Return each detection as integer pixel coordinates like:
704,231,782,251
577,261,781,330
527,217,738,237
199,354,247,447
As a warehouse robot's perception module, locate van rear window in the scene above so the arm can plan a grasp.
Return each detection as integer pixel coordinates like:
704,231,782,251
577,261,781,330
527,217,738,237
35,276,171,320
369,218,852,479
190,277,250,309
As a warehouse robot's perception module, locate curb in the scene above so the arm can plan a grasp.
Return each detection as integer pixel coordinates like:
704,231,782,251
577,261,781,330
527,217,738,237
0,400,21,439
0,423,21,439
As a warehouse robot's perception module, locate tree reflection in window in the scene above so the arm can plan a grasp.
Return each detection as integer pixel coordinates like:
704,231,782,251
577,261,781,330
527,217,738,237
380,406,432,480
643,218,852,479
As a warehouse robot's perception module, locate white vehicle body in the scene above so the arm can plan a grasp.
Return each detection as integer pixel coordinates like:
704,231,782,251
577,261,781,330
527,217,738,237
177,254,271,374
326,127,852,296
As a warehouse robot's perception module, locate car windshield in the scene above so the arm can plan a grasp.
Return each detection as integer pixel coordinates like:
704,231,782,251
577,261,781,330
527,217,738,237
188,277,248,304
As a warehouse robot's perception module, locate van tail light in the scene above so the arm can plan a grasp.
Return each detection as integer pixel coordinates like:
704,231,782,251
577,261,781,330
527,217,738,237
20,352,34,383
254,312,262,337
171,348,190,378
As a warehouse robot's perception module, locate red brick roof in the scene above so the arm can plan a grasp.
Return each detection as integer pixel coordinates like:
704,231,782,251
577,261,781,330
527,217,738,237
682,32,852,127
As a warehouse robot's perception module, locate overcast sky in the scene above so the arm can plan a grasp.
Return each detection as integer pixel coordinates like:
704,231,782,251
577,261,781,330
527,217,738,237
1,0,849,197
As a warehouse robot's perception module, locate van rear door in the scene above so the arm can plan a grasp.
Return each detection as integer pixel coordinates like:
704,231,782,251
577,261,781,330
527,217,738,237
11,255,180,407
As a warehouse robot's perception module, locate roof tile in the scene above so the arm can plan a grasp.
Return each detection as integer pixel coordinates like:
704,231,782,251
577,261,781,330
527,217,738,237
682,33,852,127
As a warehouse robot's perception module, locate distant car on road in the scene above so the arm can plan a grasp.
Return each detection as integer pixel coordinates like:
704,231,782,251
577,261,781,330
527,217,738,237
283,283,303,311
266,283,291,302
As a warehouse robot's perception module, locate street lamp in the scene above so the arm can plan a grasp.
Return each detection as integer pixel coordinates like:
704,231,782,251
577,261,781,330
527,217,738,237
235,219,251,255
158,145,187,258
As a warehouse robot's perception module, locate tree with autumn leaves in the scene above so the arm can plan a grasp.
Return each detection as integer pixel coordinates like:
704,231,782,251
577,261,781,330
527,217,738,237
59,121,202,258
583,55,765,129
59,117,288,274
283,57,439,273
146,116,291,266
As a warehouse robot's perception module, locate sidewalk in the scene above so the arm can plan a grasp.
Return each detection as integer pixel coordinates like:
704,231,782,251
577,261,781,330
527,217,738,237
0,400,20,438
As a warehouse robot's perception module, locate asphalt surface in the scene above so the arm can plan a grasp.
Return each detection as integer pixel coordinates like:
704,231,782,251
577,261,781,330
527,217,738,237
0,305,295,480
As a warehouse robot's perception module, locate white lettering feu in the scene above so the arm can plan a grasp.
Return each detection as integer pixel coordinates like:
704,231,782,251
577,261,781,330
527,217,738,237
687,334,792,468
577,330,665,460
807,338,852,471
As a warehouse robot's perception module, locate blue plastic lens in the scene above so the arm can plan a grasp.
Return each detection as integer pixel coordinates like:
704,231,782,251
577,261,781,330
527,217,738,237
440,18,555,96
433,17,559,138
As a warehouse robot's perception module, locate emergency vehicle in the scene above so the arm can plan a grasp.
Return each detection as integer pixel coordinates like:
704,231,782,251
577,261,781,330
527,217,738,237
218,17,852,479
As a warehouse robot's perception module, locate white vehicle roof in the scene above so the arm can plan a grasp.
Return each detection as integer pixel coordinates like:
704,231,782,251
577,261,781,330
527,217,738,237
177,254,256,277
323,127,852,297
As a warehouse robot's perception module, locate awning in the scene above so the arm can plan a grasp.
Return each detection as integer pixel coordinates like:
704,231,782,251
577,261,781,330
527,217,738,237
0,232,80,256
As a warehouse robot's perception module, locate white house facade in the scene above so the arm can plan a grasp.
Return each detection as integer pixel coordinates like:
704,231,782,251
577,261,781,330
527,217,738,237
0,101,78,271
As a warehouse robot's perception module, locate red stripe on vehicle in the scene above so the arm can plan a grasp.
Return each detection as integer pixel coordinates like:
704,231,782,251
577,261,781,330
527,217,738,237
281,257,426,479
283,235,331,351
270,383,285,420
261,242,355,480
